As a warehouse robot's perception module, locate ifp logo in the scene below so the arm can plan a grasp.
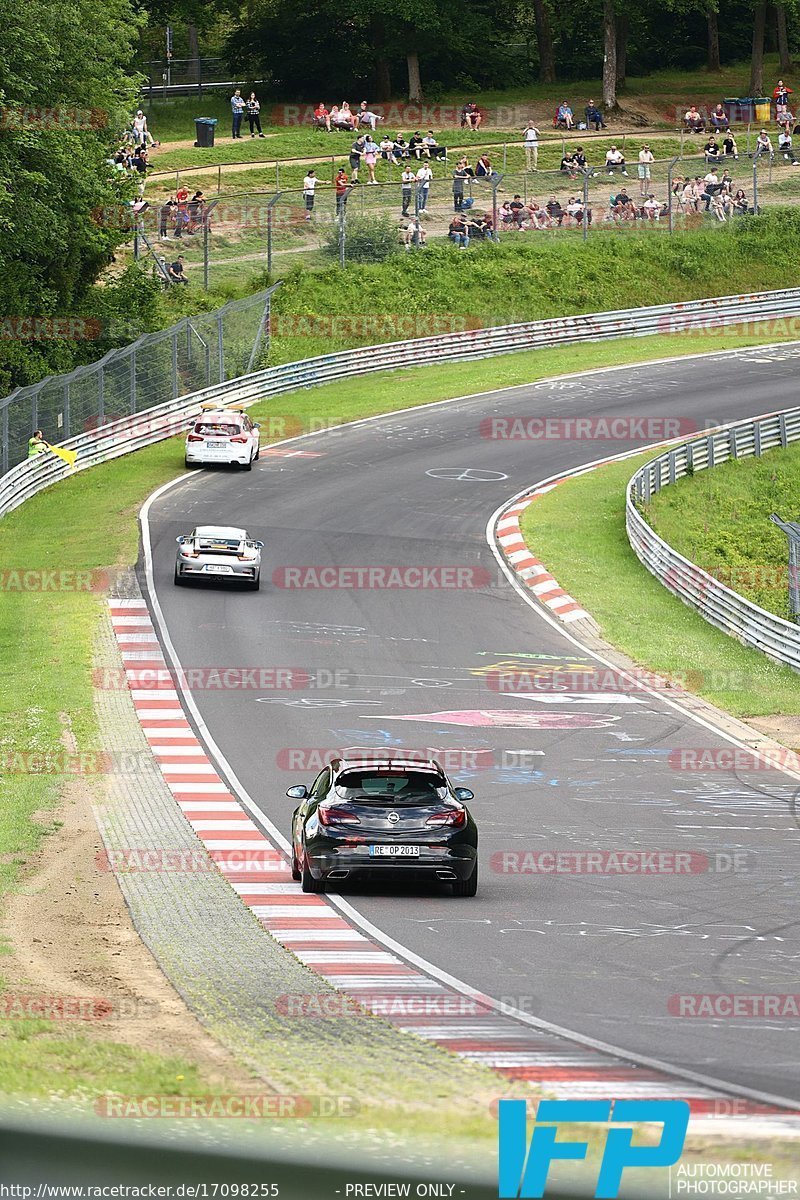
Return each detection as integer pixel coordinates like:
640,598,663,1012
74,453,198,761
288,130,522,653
498,1099,690,1198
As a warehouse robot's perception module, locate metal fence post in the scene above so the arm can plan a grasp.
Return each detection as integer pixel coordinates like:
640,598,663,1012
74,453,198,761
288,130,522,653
582,171,589,242
266,193,280,276
203,216,209,291
97,367,105,427
130,351,136,414
217,314,225,383
667,156,679,234
338,188,350,267
753,161,759,213
492,174,503,233
171,328,179,397
1,403,8,477
63,382,71,439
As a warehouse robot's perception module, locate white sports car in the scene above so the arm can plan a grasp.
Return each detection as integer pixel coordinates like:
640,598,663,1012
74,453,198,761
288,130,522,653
185,406,260,469
174,526,264,589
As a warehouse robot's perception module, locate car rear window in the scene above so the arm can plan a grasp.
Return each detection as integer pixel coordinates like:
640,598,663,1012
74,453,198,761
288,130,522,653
194,422,240,436
334,770,447,802
196,537,242,552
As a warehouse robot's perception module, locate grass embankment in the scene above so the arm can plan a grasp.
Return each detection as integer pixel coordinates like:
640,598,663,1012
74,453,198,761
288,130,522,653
520,448,800,719
4,329,800,1109
646,440,800,621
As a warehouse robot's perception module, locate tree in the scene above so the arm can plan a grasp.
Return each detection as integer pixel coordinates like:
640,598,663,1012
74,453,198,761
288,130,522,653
0,0,142,390
616,10,629,86
706,2,721,70
749,0,768,94
532,0,556,82
602,0,618,109
776,2,793,71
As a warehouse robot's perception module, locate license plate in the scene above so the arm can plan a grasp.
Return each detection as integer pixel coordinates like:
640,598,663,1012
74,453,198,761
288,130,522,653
207,441,227,448
369,845,420,857
206,564,233,574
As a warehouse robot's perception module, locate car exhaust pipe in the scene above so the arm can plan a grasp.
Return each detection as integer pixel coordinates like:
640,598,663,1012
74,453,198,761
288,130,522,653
326,870,350,880
435,869,458,880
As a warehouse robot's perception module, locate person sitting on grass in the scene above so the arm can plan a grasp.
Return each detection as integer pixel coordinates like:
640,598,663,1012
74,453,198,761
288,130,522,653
560,150,577,177
585,99,605,131
572,146,590,173
754,129,773,160
509,194,526,225
778,129,800,163
449,213,470,247
168,255,188,285
612,186,636,220
704,136,722,163
722,131,738,160
732,188,749,214
498,200,514,227
313,103,331,131
379,134,395,161
403,215,426,249
605,145,628,175
546,195,565,225
642,193,662,220
475,153,494,178
461,101,482,129
684,105,705,132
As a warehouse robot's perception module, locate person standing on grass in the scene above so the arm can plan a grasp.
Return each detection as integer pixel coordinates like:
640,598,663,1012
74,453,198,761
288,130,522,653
231,89,246,139
637,144,655,196
335,167,349,214
523,121,540,170
247,93,265,137
401,164,415,216
303,170,322,219
159,197,174,240
415,161,433,214
349,133,365,182
452,159,469,210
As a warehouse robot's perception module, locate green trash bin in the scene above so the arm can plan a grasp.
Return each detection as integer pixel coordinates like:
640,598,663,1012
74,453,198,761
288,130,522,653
193,117,217,148
724,98,752,124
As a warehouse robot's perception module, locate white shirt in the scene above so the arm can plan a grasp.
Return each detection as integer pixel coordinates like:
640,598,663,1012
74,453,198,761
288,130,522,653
524,126,539,143
401,170,415,185
704,172,719,187
416,166,433,183
303,175,317,195
606,149,623,163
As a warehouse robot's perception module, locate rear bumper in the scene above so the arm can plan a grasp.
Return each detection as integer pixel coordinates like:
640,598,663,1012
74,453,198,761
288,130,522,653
175,562,259,582
305,842,477,883
185,449,251,466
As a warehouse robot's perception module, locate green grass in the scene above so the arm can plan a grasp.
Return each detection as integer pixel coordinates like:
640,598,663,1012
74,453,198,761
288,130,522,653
646,440,800,621
520,450,800,718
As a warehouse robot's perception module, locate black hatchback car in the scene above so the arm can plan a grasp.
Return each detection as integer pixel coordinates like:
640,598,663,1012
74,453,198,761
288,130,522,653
288,756,478,896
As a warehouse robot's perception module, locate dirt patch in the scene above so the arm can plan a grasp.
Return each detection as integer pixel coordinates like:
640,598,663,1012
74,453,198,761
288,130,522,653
745,714,800,749
1,763,260,1091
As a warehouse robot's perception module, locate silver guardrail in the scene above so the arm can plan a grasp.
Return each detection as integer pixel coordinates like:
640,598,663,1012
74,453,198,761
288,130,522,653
3,285,800,522
626,405,800,671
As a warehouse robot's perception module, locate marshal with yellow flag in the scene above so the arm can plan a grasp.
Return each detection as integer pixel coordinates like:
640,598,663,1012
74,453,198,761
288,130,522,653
49,443,77,471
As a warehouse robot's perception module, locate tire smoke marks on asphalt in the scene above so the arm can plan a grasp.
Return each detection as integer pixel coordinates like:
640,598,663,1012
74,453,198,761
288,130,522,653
364,710,621,729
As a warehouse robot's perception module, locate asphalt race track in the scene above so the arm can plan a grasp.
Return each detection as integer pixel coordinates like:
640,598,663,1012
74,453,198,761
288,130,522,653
144,345,800,1103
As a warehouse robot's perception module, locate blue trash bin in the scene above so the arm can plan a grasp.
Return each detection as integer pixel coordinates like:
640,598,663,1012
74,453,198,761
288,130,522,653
194,117,217,148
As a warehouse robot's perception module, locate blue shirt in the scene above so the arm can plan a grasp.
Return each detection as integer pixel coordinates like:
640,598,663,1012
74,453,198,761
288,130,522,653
231,95,246,114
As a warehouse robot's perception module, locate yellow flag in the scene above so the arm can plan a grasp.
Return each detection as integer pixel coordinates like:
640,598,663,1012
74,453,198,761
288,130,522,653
49,444,77,471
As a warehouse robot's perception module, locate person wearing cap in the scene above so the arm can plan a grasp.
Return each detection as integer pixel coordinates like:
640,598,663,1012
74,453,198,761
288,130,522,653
605,144,628,176
584,99,605,131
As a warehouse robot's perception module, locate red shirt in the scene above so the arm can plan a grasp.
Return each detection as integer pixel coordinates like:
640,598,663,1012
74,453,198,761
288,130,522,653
335,174,348,195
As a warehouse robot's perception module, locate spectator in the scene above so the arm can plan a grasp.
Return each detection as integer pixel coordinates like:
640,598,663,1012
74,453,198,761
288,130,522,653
585,99,605,131
709,104,729,132
132,110,155,148
722,131,738,160
498,200,514,227
528,200,550,229
159,197,174,240
778,129,800,163
612,188,636,220
187,190,205,232
605,145,628,176
408,131,425,159
329,105,346,130
349,133,365,181
509,194,526,226
422,130,445,159
522,122,540,170
449,213,469,247
335,167,349,213
403,215,426,249
777,107,794,135
313,103,331,132
231,89,246,139
379,134,395,161
246,93,265,138
393,133,409,159
475,153,493,178
362,135,380,182
680,177,697,212
340,101,358,129
461,102,482,130
572,146,590,174
358,101,382,132
556,101,574,130
416,162,433,213
774,79,793,115
452,160,470,210
642,193,661,220
480,212,499,241
168,255,188,285
704,136,721,163
732,188,749,214
701,167,720,209
684,105,704,133
303,169,320,219
637,143,655,195
401,164,415,215
565,195,590,225
754,129,773,161
546,194,565,225
710,191,727,221
560,150,577,177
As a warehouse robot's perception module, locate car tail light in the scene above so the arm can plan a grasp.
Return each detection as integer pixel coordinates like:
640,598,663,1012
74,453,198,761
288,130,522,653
230,435,248,444
318,805,361,826
426,808,467,828
187,433,203,442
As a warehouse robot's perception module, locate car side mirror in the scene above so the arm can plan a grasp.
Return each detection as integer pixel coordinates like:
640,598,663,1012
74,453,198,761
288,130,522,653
286,785,308,800
175,535,186,544
454,787,474,802
252,422,260,429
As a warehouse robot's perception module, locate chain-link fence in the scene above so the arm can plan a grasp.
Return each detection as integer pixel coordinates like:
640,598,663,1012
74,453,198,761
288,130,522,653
129,148,774,289
0,288,278,476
